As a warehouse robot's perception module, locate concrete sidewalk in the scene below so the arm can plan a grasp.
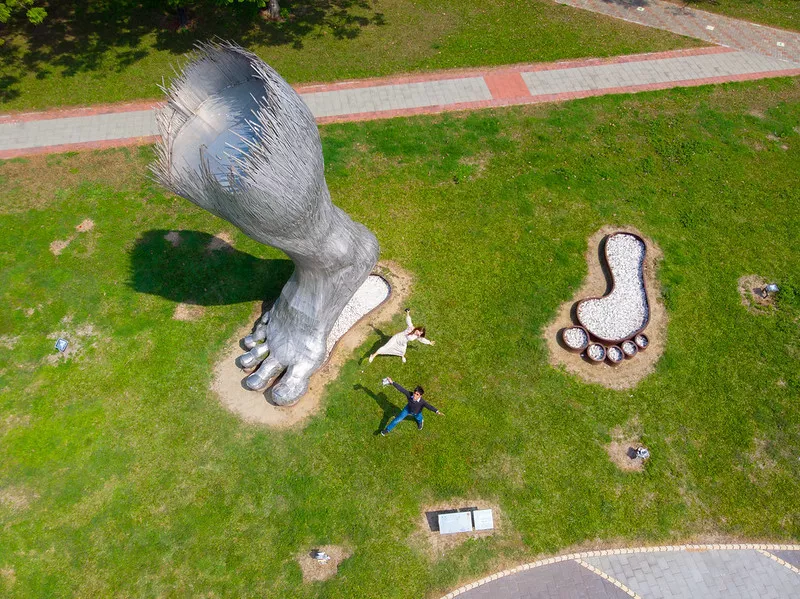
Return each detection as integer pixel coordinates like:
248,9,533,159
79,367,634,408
1,3,799,158
442,544,800,598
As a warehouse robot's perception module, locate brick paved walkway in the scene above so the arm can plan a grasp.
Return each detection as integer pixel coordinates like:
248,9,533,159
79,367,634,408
1,1,799,158
444,545,800,598
2,47,798,159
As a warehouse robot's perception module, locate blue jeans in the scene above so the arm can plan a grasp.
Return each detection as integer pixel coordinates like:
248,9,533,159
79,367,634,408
385,406,423,432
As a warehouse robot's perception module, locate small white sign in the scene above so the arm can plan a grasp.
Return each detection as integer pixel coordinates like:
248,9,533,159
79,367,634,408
438,512,472,535
472,509,494,531
777,42,785,47
705,25,715,31
636,6,645,11
55,338,69,352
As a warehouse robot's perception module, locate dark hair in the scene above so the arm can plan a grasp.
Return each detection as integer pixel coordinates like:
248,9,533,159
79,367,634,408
414,326,426,338
413,385,424,395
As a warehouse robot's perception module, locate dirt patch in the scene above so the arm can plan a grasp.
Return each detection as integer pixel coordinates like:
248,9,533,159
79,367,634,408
738,274,776,315
0,149,150,214
23,304,42,318
410,498,508,560
206,231,235,253
296,545,353,583
745,436,780,486
164,231,182,247
1,414,31,437
75,219,94,232
45,321,98,364
49,219,95,256
605,416,647,473
0,336,20,350
458,151,492,178
172,302,205,321
0,486,38,512
542,226,667,390
211,261,413,429
49,239,72,255
0,567,15,586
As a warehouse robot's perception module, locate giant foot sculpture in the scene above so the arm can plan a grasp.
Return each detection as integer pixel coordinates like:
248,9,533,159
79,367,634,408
152,42,379,405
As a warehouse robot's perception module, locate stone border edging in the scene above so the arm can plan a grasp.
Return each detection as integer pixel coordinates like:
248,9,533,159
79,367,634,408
439,543,800,598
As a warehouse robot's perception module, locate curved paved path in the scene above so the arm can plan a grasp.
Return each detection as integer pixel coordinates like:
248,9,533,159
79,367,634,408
441,544,800,598
555,0,800,63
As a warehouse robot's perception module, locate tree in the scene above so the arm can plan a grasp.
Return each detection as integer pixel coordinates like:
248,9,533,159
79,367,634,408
0,0,47,24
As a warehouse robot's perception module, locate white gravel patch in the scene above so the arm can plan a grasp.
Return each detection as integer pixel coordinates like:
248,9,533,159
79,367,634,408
563,327,589,350
587,343,606,361
326,275,390,357
635,333,649,349
577,233,648,342
621,340,638,357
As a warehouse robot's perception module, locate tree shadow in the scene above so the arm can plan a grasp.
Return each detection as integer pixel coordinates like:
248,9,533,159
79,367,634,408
353,383,399,435
0,0,386,106
0,75,21,103
128,229,293,306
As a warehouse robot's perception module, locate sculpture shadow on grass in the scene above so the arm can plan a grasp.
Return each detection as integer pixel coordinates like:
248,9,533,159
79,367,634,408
128,229,293,307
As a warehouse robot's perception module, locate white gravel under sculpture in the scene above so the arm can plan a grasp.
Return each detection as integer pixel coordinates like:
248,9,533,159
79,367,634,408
325,275,390,357
577,233,648,343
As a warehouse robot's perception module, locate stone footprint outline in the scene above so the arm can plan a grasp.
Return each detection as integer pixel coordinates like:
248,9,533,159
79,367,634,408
562,232,651,364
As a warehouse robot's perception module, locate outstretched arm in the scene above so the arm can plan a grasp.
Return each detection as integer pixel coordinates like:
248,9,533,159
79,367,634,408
416,337,435,346
391,380,411,398
404,309,414,333
422,400,443,415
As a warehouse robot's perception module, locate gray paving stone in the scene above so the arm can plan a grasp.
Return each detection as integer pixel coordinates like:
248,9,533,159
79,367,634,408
584,549,800,599
773,549,800,570
555,0,800,62
299,77,492,118
458,560,631,599
522,51,797,98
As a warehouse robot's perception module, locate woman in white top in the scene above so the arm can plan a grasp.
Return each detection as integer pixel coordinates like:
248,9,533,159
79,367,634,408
369,309,435,363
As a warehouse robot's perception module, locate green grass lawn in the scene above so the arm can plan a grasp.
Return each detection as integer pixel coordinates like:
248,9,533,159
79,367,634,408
1,79,800,598
681,0,800,31
0,0,704,112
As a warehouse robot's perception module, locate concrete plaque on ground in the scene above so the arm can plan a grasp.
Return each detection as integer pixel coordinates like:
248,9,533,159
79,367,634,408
472,509,494,531
438,511,473,535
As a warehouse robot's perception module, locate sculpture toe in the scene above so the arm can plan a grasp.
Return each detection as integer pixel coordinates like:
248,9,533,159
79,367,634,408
246,356,283,390
270,364,313,406
239,343,269,369
244,324,268,349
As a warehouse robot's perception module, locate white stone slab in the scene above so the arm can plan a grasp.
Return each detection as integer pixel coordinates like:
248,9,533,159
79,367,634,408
438,512,473,535
472,509,494,531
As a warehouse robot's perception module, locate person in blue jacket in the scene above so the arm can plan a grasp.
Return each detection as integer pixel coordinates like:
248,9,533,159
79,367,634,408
380,378,444,435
